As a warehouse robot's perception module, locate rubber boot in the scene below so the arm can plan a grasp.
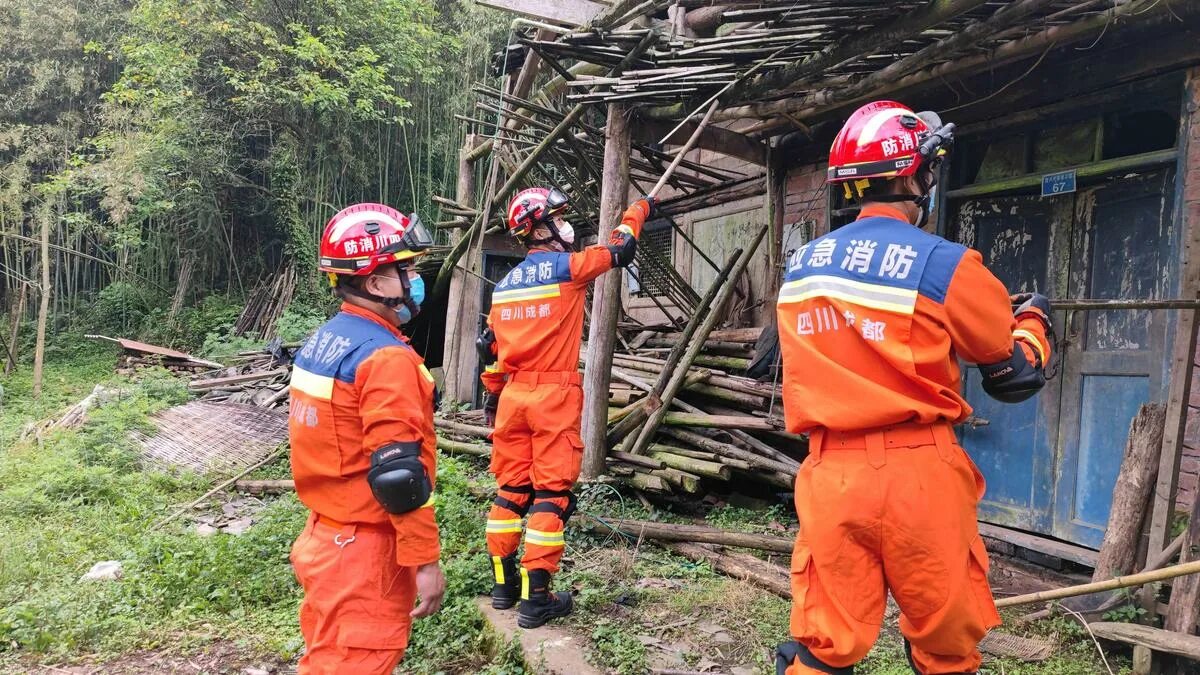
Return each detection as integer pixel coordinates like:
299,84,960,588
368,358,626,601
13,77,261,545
516,568,573,628
491,554,521,609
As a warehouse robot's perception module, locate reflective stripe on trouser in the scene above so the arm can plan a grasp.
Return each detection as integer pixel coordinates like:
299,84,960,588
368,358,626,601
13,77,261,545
486,484,533,558
490,378,584,574
788,424,1000,674
291,513,414,675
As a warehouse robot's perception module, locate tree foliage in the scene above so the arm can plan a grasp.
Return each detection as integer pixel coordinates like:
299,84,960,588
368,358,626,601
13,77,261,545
0,0,509,342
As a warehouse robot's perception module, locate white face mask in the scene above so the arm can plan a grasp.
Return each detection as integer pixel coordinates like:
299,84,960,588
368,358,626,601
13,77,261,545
555,220,575,245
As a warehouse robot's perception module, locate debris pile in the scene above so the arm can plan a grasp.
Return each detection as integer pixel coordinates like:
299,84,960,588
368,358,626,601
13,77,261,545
188,343,296,409
436,320,802,498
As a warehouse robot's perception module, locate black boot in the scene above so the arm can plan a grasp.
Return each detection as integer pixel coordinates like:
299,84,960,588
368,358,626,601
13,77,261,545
516,568,573,628
490,554,521,609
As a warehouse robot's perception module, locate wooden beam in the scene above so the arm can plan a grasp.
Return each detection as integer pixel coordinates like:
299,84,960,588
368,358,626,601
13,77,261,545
476,0,606,26
442,135,482,405
977,522,1097,568
632,116,767,166
731,0,992,102
581,102,633,480
1089,623,1200,661
684,5,729,35
944,149,1177,200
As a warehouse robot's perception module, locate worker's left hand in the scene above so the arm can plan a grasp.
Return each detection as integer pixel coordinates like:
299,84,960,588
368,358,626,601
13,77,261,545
1012,292,1051,320
410,561,446,618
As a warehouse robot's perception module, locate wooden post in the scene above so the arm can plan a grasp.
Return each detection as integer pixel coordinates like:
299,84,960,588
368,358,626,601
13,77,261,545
443,134,482,405
1165,493,1200,634
1093,404,1166,582
581,102,632,479
32,210,51,399
1139,67,1200,674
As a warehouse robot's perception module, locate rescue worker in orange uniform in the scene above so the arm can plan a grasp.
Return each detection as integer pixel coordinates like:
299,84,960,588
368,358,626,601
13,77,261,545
288,203,445,674
774,102,1054,675
476,187,650,628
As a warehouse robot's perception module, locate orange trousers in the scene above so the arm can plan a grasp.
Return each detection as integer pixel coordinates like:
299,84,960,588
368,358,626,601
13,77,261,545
487,372,584,574
291,514,415,675
783,423,1000,675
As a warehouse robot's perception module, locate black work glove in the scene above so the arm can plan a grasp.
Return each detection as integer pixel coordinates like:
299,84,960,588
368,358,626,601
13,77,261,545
483,392,499,428
1011,292,1052,331
641,195,657,219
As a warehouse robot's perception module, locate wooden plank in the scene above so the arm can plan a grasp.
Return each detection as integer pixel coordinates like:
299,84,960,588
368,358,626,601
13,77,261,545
475,0,605,26
1089,622,1200,661
977,522,1098,568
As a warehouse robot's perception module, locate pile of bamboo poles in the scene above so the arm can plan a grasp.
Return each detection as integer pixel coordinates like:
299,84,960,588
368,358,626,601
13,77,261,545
595,321,800,495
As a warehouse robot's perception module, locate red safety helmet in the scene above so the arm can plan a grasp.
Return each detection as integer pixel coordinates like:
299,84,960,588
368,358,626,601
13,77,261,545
827,101,953,198
506,187,570,238
318,203,433,279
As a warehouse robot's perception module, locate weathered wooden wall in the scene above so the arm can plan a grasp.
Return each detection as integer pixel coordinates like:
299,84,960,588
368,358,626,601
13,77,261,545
1177,66,1200,515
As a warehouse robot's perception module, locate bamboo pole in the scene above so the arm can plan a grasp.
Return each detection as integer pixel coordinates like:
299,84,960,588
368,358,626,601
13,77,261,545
437,437,491,457
648,99,720,199
628,224,768,455
994,559,1200,609
153,446,287,529
582,516,794,553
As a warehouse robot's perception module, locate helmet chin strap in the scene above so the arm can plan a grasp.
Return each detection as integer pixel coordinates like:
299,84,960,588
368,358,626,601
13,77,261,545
341,273,420,318
867,167,936,228
528,219,573,251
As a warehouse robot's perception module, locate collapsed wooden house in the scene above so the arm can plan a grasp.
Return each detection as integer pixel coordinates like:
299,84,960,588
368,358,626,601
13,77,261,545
434,0,1200,663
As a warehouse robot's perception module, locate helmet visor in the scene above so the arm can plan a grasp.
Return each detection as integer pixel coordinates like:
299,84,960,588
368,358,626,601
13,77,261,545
401,213,434,251
545,188,570,215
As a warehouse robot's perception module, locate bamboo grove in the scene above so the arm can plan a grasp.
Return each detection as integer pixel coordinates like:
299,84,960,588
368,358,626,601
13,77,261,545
0,0,510,359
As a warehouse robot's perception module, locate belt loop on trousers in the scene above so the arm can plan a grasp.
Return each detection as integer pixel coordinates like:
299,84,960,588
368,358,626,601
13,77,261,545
808,429,824,465
866,430,886,469
932,422,956,462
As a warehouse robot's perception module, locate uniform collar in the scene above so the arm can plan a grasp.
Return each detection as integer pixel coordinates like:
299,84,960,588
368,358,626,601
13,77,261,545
340,302,408,342
856,203,913,223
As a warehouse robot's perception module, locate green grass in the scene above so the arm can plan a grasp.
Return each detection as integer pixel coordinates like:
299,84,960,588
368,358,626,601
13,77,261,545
0,339,1137,674
0,341,524,673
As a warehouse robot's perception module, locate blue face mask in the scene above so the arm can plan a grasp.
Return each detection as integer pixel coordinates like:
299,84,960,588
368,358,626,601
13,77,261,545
396,275,425,324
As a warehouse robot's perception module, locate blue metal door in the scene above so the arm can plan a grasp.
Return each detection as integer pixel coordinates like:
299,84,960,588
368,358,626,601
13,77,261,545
952,195,1072,533
1053,168,1175,548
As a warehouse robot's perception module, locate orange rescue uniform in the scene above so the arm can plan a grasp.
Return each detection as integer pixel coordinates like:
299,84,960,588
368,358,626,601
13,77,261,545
482,203,647,575
776,205,1051,675
288,302,439,674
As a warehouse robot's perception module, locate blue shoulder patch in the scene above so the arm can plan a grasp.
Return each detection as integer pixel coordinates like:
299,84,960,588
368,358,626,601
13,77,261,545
494,252,572,291
782,216,965,303
294,312,409,383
